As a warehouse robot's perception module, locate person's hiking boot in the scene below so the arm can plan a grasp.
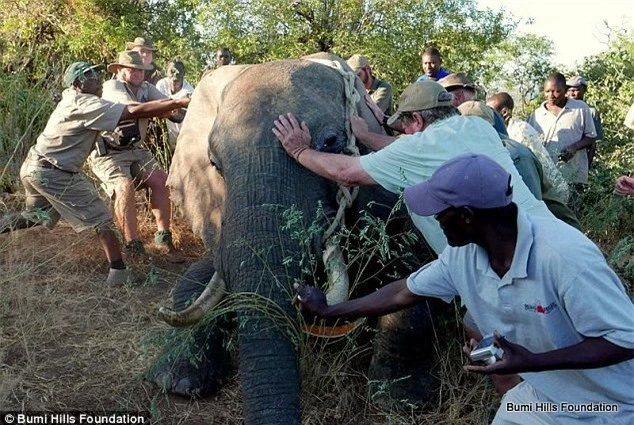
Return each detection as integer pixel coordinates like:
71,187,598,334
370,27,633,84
154,230,185,263
105,267,144,285
124,238,150,262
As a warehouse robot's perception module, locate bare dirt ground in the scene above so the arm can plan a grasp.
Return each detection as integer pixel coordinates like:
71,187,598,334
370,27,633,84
0,193,497,425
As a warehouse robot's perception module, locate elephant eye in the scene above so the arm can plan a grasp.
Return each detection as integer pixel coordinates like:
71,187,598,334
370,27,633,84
313,126,347,153
208,148,223,176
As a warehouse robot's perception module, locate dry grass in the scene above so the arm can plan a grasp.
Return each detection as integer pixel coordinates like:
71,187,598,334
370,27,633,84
0,192,499,424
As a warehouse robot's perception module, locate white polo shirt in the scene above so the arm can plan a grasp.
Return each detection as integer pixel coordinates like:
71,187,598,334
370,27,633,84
407,209,634,423
360,115,553,255
528,99,597,184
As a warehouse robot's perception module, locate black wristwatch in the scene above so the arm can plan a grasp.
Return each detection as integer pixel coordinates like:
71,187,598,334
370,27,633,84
381,115,390,128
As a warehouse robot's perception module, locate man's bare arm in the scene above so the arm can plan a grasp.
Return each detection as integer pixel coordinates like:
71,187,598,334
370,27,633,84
273,113,378,187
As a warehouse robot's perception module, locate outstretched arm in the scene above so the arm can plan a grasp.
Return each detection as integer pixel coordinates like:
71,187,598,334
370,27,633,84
119,96,190,122
273,113,378,187
293,279,426,320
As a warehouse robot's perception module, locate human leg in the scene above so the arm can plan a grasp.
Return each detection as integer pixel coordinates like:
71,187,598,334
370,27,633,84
491,381,559,425
89,150,144,248
137,158,184,263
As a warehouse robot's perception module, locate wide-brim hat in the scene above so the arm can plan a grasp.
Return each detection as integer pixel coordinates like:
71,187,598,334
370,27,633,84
438,72,476,91
107,50,153,73
387,81,453,126
125,37,157,51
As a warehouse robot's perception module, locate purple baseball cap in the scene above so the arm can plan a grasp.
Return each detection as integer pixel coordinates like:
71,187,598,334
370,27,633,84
404,154,513,216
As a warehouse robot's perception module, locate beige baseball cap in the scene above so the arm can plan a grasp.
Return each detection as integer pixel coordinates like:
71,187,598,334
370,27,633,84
347,54,369,73
387,81,453,126
458,100,495,125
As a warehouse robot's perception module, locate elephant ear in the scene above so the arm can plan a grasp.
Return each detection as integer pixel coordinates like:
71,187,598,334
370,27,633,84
168,65,251,249
302,52,385,138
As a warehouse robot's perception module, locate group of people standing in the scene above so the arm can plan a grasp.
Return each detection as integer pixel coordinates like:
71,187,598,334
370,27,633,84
346,46,628,214
0,36,233,284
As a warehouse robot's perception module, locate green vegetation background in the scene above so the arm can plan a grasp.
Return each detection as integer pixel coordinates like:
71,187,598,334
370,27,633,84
0,0,633,283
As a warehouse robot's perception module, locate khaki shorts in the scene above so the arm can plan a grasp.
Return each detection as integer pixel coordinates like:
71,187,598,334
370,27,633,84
89,147,159,197
20,160,112,233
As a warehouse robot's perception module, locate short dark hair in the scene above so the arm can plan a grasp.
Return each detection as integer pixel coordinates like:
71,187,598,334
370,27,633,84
471,202,517,222
545,72,567,89
487,92,514,111
422,46,442,59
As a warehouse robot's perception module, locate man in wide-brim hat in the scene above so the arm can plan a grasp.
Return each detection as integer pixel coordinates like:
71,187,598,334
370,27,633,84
125,36,161,84
88,50,186,263
107,50,153,74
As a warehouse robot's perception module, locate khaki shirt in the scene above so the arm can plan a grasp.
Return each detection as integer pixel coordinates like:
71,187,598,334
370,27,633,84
101,79,166,143
33,89,125,173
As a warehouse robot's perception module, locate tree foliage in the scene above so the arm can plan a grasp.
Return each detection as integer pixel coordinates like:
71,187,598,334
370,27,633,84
195,0,515,92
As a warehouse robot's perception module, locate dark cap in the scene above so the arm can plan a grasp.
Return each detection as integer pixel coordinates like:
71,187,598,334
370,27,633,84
63,62,103,87
404,154,513,216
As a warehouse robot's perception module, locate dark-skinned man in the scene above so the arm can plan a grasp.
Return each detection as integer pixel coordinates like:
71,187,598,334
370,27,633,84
293,154,634,425
528,73,596,209
566,76,603,169
0,61,190,284
415,46,450,82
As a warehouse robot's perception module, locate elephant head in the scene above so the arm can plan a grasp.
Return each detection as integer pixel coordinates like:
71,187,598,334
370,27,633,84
151,54,438,424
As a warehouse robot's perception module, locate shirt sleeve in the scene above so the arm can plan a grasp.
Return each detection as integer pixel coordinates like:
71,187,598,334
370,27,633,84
560,258,634,349
580,105,597,138
406,255,458,303
359,138,415,193
79,97,126,132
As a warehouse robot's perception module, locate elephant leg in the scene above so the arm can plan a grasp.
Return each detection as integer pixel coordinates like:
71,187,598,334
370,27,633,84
148,257,229,397
367,299,441,408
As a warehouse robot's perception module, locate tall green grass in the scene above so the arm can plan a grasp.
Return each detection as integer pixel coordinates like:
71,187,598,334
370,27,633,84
0,72,54,192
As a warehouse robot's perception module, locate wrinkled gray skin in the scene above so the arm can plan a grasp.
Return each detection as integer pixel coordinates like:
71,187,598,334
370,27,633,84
150,54,438,425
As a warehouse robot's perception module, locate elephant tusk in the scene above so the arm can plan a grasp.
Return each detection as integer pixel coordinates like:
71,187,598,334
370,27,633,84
158,272,226,327
322,242,349,305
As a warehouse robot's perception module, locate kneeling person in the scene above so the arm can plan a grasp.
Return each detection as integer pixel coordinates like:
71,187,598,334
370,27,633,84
294,154,634,424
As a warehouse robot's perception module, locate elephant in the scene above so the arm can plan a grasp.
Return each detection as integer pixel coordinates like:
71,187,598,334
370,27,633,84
148,53,442,425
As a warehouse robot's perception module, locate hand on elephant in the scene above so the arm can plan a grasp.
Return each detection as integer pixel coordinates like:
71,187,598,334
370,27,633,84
273,113,312,161
292,283,329,317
